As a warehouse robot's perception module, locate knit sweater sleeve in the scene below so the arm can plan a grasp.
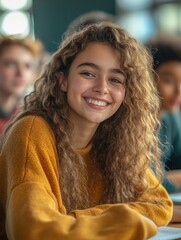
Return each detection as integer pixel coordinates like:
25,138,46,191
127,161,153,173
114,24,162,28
0,115,157,240
128,169,173,226
72,169,173,227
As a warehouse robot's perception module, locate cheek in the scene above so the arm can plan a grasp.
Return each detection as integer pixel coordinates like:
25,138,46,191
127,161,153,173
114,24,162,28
1,68,14,78
0,70,14,85
158,84,174,97
113,88,126,103
69,77,90,94
25,70,34,81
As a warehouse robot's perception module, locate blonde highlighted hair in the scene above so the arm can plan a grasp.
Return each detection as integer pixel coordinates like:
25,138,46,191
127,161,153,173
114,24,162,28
3,23,162,212
0,35,43,58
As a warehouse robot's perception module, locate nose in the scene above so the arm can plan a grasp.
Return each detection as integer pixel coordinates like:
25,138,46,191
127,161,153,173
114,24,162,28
16,66,23,77
93,77,109,95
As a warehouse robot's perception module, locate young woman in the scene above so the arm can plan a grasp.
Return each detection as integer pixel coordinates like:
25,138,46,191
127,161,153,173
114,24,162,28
0,23,172,240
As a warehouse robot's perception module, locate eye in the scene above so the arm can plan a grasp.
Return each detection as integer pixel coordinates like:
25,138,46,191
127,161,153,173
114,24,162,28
80,71,95,78
110,78,124,85
162,78,174,85
25,63,34,69
3,60,16,67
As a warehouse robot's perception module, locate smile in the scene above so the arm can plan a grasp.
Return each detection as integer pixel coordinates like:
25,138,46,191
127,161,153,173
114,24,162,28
85,97,109,106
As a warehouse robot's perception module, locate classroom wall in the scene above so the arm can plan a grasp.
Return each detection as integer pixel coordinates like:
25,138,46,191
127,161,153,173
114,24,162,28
33,0,116,53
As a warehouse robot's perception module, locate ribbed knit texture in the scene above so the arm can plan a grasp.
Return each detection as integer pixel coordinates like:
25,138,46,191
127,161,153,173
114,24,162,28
0,115,173,240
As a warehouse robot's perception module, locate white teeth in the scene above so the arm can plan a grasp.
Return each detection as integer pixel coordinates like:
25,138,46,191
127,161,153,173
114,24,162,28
86,98,107,106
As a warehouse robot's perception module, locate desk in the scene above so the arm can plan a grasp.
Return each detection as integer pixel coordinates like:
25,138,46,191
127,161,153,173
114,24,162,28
150,225,181,240
169,223,181,228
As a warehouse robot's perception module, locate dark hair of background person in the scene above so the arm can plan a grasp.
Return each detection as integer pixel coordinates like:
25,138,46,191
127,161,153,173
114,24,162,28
0,35,43,58
145,34,181,71
67,10,116,34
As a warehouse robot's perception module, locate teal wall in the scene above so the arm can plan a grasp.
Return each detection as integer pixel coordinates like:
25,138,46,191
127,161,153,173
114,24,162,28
33,0,116,53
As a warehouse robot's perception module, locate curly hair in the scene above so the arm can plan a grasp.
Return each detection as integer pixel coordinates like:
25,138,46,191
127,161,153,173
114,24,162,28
4,22,162,213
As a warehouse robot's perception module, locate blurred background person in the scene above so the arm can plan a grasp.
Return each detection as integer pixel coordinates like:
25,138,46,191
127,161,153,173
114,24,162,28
67,10,116,34
24,38,51,95
146,35,181,194
0,35,43,137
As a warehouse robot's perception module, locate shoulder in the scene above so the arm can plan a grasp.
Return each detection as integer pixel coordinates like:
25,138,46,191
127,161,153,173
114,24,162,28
14,115,51,131
160,112,181,135
11,115,53,137
162,112,181,125
2,115,56,152
167,112,181,137
171,111,181,126
0,115,59,196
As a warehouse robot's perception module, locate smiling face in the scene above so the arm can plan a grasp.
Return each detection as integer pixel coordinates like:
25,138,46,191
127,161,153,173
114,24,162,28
156,61,181,112
60,42,126,129
0,45,35,98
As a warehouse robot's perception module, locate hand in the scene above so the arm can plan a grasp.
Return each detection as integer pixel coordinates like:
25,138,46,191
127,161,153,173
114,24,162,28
166,170,181,190
170,205,181,223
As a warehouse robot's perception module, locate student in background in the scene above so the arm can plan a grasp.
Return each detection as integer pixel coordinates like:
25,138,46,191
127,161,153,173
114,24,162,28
67,10,116,34
0,23,172,240
146,35,181,193
146,35,181,222
0,35,42,137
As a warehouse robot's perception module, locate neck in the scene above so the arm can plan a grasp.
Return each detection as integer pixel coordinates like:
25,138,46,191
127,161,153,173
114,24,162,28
0,91,17,113
158,108,165,119
71,122,98,150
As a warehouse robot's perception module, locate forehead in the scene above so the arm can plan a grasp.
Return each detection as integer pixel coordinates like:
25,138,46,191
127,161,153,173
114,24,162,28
157,61,181,74
156,61,181,86
72,42,121,66
0,44,34,59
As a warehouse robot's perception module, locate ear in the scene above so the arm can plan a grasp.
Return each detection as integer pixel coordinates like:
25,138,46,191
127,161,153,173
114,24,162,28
56,72,67,92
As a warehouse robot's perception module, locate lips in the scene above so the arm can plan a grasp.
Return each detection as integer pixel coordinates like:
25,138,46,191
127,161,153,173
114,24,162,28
170,98,181,106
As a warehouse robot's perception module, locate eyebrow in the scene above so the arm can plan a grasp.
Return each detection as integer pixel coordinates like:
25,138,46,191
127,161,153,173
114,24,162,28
160,72,175,76
76,62,125,76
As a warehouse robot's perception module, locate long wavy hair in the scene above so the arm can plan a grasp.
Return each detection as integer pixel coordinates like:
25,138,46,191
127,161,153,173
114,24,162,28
3,22,162,213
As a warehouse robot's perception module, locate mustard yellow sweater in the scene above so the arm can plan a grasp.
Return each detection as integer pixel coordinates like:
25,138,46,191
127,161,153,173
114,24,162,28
0,116,173,240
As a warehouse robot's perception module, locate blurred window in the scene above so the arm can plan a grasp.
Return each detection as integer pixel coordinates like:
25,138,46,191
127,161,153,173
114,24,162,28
116,0,152,11
118,11,155,42
156,4,179,33
116,0,181,42
0,0,33,36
